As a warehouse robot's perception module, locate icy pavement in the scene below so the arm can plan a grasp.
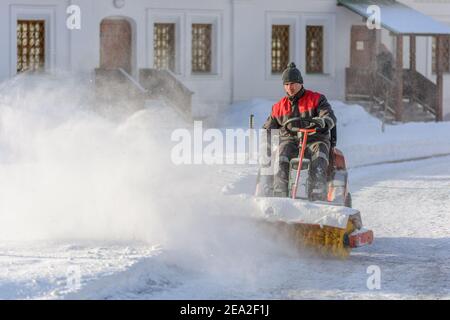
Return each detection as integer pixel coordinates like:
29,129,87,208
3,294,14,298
0,84,449,299
65,156,450,300
0,241,158,299
1,162,449,300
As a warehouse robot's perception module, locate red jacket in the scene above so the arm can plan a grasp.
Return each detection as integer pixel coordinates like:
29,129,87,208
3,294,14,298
263,88,336,145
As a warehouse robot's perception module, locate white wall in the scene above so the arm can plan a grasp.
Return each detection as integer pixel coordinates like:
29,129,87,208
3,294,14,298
1,0,449,118
232,0,347,102
0,0,71,80
0,0,233,118
0,2,10,79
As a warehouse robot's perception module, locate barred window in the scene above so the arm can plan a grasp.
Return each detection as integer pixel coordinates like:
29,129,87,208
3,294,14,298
17,20,45,73
271,25,290,74
153,23,175,71
192,24,212,73
306,25,324,74
432,36,450,73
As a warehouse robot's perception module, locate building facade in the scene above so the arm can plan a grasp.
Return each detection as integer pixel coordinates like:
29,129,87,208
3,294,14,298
1,0,450,119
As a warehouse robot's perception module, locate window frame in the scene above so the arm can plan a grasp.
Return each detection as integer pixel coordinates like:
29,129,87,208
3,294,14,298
153,22,176,72
271,24,291,74
301,14,335,77
17,20,46,74
191,23,213,73
147,10,184,75
265,13,297,80
10,5,56,76
187,13,221,78
305,25,324,74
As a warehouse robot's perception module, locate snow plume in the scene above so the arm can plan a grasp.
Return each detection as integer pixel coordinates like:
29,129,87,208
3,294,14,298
0,73,169,242
0,74,294,280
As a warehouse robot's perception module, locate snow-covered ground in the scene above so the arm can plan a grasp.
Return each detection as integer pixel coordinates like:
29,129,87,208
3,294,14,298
0,76,449,299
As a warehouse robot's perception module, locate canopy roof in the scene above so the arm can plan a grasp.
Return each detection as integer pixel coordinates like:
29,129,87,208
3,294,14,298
337,0,450,35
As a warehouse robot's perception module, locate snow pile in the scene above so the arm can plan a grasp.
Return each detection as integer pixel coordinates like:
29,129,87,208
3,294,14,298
332,101,450,167
220,98,273,128
253,197,355,229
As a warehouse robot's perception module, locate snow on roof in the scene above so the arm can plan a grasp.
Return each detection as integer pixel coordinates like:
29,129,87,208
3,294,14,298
338,0,450,35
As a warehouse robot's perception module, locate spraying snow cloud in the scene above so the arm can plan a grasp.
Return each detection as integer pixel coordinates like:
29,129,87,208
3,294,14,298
0,74,173,242
0,74,286,259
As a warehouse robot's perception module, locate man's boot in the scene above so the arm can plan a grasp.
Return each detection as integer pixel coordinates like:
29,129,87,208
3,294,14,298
309,182,327,201
309,164,328,202
273,141,298,198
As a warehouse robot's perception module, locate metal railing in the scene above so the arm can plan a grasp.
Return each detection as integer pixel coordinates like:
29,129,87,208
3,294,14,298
373,71,396,117
139,68,193,120
345,67,373,100
403,69,437,116
118,68,148,94
346,66,438,121
94,68,148,115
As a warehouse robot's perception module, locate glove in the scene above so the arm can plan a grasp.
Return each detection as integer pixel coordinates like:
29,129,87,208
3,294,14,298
312,117,326,129
312,116,335,129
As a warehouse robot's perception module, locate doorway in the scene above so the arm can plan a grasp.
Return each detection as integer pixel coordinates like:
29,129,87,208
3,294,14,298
100,18,132,73
350,25,376,69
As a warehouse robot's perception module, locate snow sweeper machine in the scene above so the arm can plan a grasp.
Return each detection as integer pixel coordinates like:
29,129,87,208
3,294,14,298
255,117,374,258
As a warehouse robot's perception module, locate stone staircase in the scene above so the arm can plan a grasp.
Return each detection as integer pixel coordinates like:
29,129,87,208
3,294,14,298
94,68,193,121
356,98,436,124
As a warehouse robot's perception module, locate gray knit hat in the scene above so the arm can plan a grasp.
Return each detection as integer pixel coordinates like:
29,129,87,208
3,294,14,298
282,62,303,84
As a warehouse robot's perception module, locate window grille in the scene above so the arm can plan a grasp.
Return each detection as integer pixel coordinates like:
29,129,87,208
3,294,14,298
271,25,290,73
192,24,212,73
306,25,324,74
17,20,45,73
154,23,175,71
432,36,450,73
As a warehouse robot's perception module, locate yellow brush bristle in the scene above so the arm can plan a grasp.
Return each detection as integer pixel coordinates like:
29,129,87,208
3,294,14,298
264,220,355,259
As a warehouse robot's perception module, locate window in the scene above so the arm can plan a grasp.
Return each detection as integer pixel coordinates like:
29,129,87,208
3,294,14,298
191,24,212,73
153,23,175,71
432,36,450,73
271,25,290,74
17,20,45,73
306,25,324,74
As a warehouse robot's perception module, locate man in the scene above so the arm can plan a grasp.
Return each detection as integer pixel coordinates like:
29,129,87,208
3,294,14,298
263,62,337,201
